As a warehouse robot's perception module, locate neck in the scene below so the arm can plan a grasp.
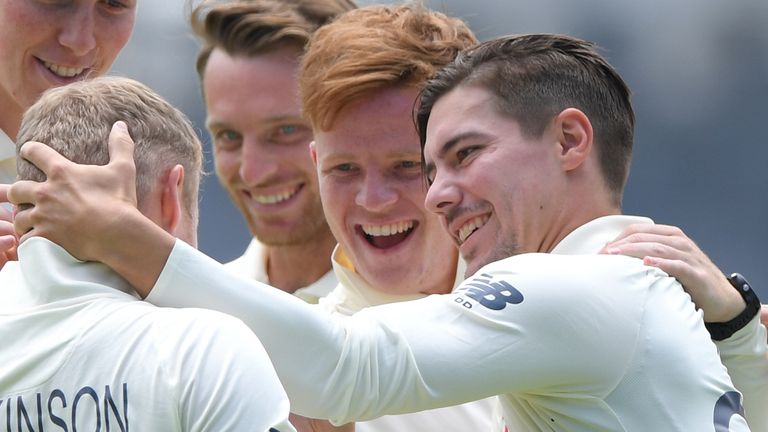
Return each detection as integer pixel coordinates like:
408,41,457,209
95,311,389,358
539,194,621,253
264,228,337,294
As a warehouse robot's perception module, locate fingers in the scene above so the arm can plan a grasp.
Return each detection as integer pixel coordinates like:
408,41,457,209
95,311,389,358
0,235,16,253
12,206,33,242
614,223,679,237
642,256,687,276
7,180,41,207
18,141,72,179
0,184,11,213
602,236,690,258
107,121,136,167
0,234,17,269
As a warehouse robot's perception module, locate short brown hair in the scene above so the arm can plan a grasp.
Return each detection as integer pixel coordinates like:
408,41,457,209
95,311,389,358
417,33,635,205
300,4,478,131
16,76,203,218
191,0,356,80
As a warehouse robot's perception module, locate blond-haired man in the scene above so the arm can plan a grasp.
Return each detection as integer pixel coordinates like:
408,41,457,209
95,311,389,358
0,76,294,432
191,2,354,430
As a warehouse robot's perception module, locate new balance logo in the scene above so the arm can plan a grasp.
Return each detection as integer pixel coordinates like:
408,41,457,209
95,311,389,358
455,273,524,310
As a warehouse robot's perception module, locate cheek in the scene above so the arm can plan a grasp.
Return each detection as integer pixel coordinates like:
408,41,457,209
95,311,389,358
96,17,135,65
318,184,346,233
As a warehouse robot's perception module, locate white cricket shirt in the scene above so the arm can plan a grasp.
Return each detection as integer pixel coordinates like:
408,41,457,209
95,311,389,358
225,237,336,303
320,245,499,432
150,215,767,431
0,238,296,432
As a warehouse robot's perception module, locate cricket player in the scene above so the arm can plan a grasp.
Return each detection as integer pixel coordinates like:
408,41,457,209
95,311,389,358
0,76,294,432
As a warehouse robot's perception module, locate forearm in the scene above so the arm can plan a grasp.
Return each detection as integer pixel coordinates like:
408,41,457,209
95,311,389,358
146,241,515,423
98,207,175,296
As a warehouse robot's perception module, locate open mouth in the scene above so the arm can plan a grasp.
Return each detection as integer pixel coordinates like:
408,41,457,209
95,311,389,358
458,215,490,244
251,184,302,205
42,60,88,79
358,221,416,249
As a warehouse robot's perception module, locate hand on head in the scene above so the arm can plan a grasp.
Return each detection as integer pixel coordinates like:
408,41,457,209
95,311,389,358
602,223,747,323
8,121,139,262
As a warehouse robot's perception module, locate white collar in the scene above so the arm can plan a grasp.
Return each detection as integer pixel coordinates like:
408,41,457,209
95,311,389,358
551,215,654,255
236,238,337,302
3,237,139,309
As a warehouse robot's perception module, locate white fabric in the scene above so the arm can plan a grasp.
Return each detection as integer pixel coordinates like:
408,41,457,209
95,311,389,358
150,215,767,431
320,246,498,432
225,237,336,303
0,129,15,184
0,238,295,432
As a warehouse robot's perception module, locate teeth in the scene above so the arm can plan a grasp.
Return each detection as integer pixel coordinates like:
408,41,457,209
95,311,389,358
362,221,414,237
253,186,299,204
44,61,85,78
458,215,489,244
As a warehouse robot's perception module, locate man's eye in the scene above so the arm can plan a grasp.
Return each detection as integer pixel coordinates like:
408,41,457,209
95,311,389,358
456,146,478,162
102,0,130,10
278,125,299,135
213,130,242,149
218,130,241,141
399,160,421,169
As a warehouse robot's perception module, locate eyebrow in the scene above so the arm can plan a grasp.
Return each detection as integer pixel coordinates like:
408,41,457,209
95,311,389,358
424,131,490,178
206,114,305,131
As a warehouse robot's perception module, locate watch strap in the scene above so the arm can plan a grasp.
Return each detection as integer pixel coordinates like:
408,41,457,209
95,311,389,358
705,273,761,341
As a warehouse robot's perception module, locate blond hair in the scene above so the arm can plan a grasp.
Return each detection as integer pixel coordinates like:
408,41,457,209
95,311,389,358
17,76,203,218
190,0,356,80
300,4,478,131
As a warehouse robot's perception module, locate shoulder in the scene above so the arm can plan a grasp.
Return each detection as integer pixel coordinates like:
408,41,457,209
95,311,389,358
460,253,648,299
450,253,653,333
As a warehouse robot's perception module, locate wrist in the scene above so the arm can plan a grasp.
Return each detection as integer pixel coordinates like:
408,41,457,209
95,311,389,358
705,273,761,341
101,207,175,297
702,275,747,323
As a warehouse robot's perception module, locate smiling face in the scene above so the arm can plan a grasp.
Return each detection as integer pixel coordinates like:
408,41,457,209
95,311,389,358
424,85,564,277
204,47,329,245
0,0,136,135
313,86,458,295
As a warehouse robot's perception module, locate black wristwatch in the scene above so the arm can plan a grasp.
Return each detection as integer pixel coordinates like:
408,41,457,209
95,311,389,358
705,273,762,341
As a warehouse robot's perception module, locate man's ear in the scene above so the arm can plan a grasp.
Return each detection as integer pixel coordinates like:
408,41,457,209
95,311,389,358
309,140,318,166
554,108,593,172
160,164,185,235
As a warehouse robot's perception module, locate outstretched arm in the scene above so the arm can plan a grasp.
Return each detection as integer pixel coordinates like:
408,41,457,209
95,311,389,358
9,121,172,295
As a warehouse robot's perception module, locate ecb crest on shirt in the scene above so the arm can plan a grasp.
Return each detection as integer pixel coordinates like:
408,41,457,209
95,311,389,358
454,273,524,311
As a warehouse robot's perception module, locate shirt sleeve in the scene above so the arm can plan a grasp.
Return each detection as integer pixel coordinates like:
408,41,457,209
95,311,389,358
714,315,768,431
148,240,640,424
157,309,295,432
